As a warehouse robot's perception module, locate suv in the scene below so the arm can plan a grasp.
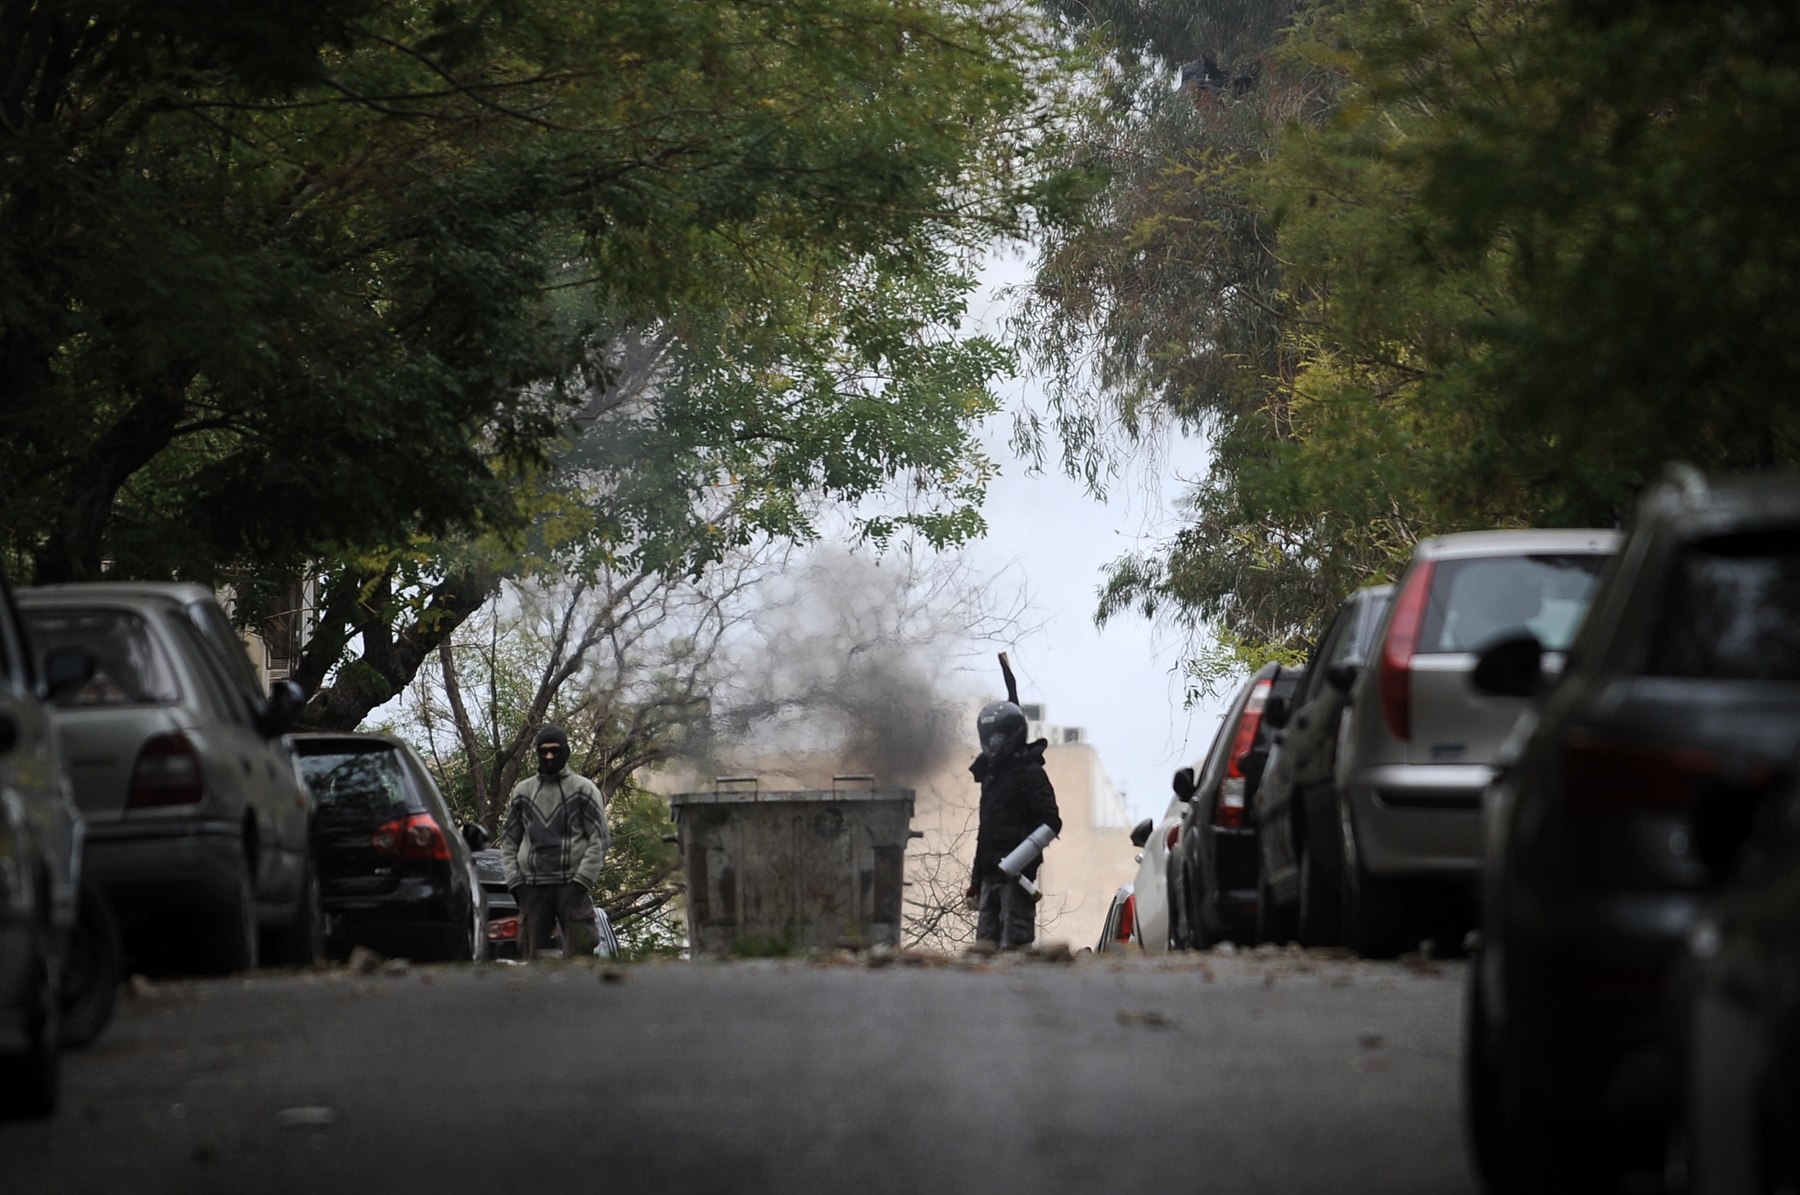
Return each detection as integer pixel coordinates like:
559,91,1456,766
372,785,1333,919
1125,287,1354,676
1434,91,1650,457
1466,470,1800,1190
1254,584,1392,946
1338,529,1618,957
1173,661,1306,947
0,572,91,1117
18,584,316,974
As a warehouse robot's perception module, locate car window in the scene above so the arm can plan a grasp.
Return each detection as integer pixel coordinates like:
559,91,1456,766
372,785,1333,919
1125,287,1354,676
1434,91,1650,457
162,614,250,725
1417,555,1606,654
298,746,419,820
20,607,180,707
1647,530,1800,681
400,747,459,831
185,600,268,713
1299,607,1353,704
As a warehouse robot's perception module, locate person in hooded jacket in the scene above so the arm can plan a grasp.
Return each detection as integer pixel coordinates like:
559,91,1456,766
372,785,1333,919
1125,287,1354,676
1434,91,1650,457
500,725,610,959
964,700,1062,950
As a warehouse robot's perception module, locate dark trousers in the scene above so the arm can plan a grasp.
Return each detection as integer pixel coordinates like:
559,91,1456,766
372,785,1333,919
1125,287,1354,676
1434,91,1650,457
516,882,598,959
977,878,1036,950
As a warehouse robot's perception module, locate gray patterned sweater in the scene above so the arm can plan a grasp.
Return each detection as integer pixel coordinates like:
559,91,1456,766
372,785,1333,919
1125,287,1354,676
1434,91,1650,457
499,767,610,889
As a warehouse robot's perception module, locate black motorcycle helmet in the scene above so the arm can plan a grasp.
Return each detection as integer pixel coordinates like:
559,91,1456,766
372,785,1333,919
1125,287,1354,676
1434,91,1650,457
976,700,1028,760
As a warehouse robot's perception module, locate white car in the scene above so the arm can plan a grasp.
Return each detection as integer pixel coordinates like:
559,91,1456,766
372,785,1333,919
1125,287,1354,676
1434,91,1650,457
1125,789,1189,952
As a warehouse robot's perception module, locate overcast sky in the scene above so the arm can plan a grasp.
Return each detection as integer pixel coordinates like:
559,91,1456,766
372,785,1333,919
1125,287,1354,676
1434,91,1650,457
960,250,1232,824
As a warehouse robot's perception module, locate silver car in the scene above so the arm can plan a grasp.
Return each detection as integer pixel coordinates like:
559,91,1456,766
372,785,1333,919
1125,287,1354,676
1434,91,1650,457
1336,529,1618,956
0,574,92,1118
17,584,317,974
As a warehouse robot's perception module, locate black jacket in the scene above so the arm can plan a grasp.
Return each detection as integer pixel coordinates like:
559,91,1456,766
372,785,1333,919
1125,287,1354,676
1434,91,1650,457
970,740,1062,886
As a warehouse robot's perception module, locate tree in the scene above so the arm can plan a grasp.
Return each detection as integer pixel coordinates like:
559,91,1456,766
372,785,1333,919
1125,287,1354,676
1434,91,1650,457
0,0,1093,712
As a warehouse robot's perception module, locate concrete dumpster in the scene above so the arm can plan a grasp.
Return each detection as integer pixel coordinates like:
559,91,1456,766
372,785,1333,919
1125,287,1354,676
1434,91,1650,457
670,779,916,956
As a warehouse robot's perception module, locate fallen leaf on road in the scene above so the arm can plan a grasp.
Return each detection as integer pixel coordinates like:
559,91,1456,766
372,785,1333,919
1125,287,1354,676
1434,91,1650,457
275,1107,338,1128
347,946,384,974
1117,1009,1177,1029
599,968,627,984
1358,1031,1385,1049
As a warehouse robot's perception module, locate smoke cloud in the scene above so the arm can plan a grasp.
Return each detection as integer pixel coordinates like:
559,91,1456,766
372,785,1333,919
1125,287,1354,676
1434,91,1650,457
706,547,1021,789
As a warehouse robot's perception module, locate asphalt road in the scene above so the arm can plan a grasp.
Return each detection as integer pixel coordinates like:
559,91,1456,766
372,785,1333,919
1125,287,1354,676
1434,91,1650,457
1,949,1477,1195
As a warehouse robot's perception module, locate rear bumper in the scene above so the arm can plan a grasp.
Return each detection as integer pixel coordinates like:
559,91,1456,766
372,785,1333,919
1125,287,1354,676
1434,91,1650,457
324,876,465,957
1346,763,1490,877
83,817,244,922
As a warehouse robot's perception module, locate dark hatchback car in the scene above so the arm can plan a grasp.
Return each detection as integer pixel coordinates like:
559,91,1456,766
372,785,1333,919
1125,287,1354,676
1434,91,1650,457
1254,584,1392,946
1675,754,1800,1195
1171,661,1306,947
292,734,488,963
1466,469,1800,1191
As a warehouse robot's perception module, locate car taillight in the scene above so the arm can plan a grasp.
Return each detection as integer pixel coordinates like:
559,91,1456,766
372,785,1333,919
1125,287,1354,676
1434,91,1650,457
371,813,451,860
1117,895,1136,942
128,733,204,807
1380,560,1437,741
1216,677,1273,828
1165,824,1181,850
1561,732,1727,814
487,916,520,942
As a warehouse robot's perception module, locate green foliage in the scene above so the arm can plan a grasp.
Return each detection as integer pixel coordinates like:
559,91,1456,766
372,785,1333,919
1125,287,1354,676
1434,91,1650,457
1032,0,1800,687
0,0,1085,597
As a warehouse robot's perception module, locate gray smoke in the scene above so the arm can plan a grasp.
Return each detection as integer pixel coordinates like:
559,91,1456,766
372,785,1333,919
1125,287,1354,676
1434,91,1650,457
708,547,1017,788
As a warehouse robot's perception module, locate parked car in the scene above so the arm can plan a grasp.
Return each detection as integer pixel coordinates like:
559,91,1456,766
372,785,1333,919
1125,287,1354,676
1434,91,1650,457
1464,470,1800,1191
292,734,489,963
1254,584,1393,946
474,848,520,959
1172,661,1305,948
18,583,315,975
1096,883,1137,953
1674,752,1800,1195
1338,528,1617,958
1124,793,1185,952
0,574,93,1118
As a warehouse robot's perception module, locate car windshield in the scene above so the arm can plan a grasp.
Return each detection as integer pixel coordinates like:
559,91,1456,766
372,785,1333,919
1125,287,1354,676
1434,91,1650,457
20,606,180,707
298,746,416,820
473,850,507,886
1648,530,1800,680
1417,554,1606,654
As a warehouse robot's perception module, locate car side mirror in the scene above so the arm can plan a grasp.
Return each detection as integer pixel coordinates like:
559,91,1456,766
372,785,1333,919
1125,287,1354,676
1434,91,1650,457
1264,694,1291,729
257,679,306,737
1471,634,1544,699
462,824,491,852
1325,661,1359,693
1129,817,1154,848
42,645,94,700
1172,766,1197,802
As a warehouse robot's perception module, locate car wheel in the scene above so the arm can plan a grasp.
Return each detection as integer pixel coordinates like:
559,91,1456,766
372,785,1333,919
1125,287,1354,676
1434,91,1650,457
1295,814,1342,947
202,864,260,975
0,910,61,1119
1340,817,1402,959
266,857,324,968
1465,963,1610,1193
59,880,120,1048
1255,862,1297,946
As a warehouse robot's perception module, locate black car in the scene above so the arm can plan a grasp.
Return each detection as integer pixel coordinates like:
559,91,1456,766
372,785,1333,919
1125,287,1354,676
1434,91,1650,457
1170,661,1306,948
1674,752,1800,1195
293,734,489,963
1254,584,1392,946
1466,468,1800,1192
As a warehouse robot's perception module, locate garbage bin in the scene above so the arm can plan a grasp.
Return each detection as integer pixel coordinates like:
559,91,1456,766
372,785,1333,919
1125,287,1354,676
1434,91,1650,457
670,778,916,956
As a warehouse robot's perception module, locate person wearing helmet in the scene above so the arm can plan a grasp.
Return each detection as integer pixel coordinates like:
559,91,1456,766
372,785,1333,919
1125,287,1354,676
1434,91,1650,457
966,699,1062,950
500,725,609,959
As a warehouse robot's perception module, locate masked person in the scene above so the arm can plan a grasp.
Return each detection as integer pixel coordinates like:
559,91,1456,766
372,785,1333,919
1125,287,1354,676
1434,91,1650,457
500,725,609,959
965,700,1062,950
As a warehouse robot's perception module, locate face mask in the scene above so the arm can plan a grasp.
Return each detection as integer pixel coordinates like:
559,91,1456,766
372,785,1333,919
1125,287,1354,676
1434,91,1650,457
537,743,569,775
